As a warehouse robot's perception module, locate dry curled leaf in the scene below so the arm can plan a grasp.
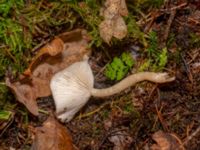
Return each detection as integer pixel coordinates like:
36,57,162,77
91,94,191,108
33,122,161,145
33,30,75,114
108,129,133,150
24,38,64,76
99,0,128,44
31,116,73,150
6,29,91,115
150,130,185,150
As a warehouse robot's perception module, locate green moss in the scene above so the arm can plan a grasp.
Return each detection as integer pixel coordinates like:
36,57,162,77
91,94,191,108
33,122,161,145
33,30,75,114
139,31,168,72
0,1,77,78
0,84,8,104
0,0,24,17
153,47,168,71
167,33,175,48
125,14,147,46
105,52,135,81
143,0,164,8
146,31,159,58
131,0,164,9
189,33,200,48
138,59,151,71
67,0,102,47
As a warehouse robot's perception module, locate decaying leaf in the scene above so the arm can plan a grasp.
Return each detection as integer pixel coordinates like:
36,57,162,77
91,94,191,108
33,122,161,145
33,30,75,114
24,38,65,76
108,129,133,150
6,29,91,115
150,130,185,150
31,116,73,150
99,0,128,44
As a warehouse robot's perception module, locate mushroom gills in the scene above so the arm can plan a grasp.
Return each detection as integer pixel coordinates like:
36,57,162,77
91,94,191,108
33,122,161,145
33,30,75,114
50,60,94,122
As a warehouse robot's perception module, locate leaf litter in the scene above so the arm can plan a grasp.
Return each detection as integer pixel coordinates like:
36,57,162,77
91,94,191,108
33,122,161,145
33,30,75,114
99,0,128,44
150,130,185,150
31,116,73,150
1,0,200,149
6,29,91,116
108,129,133,150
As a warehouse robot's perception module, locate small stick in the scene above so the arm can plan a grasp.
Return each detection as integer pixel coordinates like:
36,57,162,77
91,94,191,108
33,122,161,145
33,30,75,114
181,54,193,84
163,9,176,45
182,126,200,148
161,2,187,11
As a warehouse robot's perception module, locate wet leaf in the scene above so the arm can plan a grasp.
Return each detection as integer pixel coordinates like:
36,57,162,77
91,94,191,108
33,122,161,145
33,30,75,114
6,29,91,115
31,116,73,150
150,130,185,150
99,0,128,44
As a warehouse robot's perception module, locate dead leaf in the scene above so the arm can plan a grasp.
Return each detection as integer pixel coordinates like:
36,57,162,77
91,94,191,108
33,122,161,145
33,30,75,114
108,129,133,150
24,38,64,76
6,29,91,115
31,116,73,150
6,77,38,115
150,130,185,150
112,16,127,39
99,20,113,44
99,0,128,44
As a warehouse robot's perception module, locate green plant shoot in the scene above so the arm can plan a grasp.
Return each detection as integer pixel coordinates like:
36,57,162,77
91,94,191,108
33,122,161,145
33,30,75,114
105,52,134,81
0,110,12,120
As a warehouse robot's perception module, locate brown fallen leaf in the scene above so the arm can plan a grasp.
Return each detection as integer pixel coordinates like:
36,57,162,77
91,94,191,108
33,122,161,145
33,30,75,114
150,130,185,150
24,38,64,76
31,116,73,150
6,29,91,115
99,0,128,44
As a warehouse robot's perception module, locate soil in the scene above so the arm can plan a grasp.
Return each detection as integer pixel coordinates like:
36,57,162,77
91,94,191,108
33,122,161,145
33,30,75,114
0,1,200,150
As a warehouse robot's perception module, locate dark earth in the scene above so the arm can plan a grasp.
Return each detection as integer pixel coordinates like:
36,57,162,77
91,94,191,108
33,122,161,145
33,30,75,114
0,0,200,150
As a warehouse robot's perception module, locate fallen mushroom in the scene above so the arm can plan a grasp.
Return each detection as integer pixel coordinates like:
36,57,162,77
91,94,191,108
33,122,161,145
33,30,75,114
50,58,175,122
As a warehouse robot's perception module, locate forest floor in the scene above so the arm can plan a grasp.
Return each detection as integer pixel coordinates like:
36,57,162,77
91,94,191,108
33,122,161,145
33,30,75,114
0,0,200,150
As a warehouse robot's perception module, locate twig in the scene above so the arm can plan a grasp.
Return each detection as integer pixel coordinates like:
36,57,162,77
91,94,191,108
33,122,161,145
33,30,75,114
0,115,14,137
5,48,18,63
0,44,7,49
187,50,199,64
181,54,193,84
155,104,169,132
161,2,187,11
148,84,157,100
76,101,109,119
31,38,51,53
181,126,200,149
170,133,185,150
163,10,176,45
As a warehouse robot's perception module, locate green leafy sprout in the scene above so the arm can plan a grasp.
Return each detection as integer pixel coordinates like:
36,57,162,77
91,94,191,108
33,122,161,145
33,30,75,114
105,52,135,81
189,32,200,48
0,110,12,120
139,31,168,71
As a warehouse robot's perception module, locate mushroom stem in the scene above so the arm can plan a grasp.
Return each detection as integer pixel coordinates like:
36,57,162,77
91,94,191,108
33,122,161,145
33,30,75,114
91,72,175,97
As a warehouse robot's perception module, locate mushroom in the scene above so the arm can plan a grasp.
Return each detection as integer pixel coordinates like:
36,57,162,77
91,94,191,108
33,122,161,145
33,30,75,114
50,58,175,122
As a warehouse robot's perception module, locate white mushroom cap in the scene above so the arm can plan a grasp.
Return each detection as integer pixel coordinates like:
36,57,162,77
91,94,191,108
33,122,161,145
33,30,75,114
50,59,94,122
